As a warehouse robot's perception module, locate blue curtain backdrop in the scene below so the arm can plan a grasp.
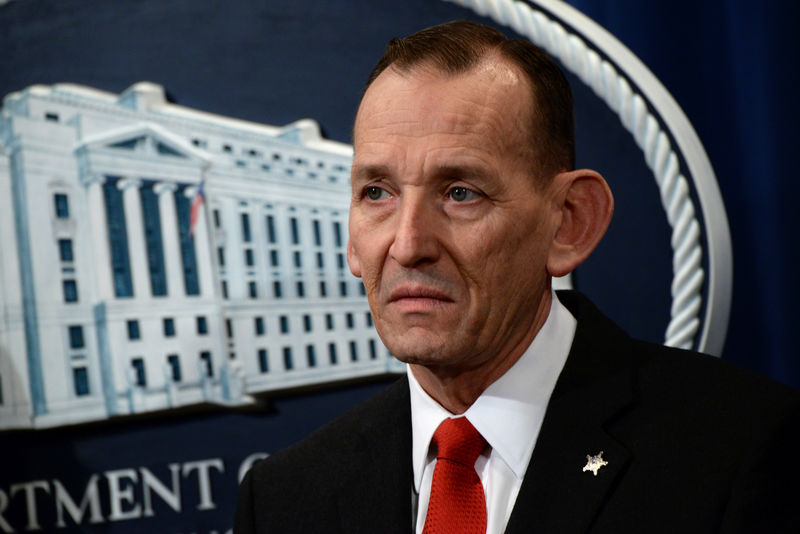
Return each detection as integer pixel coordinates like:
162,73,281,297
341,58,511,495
0,1,798,531
567,0,800,387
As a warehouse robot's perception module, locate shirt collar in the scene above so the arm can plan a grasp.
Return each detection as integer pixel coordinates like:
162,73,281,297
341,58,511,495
408,290,577,491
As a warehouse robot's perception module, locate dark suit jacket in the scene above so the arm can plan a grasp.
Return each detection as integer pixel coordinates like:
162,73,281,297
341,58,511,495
235,291,800,533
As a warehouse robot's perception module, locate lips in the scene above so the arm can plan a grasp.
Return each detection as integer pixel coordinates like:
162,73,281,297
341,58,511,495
388,284,454,303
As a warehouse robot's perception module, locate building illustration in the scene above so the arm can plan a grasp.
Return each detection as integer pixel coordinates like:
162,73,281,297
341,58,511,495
0,82,400,430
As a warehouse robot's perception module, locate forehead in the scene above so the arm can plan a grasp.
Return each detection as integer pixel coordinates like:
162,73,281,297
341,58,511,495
353,60,532,162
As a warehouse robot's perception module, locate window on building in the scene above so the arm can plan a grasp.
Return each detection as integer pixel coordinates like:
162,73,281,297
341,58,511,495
241,213,252,243
213,209,221,228
293,251,302,268
270,250,279,267
316,252,324,269
359,283,367,296
217,247,225,267
131,358,146,387
68,325,84,349
249,281,258,298
245,248,255,267
339,281,348,297
349,341,358,362
58,239,73,262
296,281,305,298
200,351,213,377
337,253,346,270
174,186,200,296
326,313,334,330
127,320,140,340
255,317,265,335
258,349,269,373
328,343,338,365
369,339,378,360
196,316,208,335
221,280,229,299
283,347,293,370
45,111,60,122
266,215,276,243
333,222,343,248
306,345,316,367
73,367,90,396
63,279,78,303
103,180,133,297
167,354,182,382
225,319,233,338
319,281,327,297
280,315,289,334
140,185,167,297
273,281,282,298
163,318,175,337
346,313,355,329
366,312,373,327
54,193,70,219
313,220,322,246
290,217,300,244
303,314,312,332
223,144,233,153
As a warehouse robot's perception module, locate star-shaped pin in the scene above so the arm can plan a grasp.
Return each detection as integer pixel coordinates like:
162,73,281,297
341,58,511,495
582,451,608,476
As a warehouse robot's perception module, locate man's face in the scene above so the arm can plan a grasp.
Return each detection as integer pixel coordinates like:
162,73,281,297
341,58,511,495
348,60,562,375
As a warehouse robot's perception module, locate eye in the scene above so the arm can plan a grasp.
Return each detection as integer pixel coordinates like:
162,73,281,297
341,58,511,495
448,186,478,202
364,185,390,201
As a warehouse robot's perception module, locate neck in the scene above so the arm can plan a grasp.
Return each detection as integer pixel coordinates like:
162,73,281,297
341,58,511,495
410,291,553,414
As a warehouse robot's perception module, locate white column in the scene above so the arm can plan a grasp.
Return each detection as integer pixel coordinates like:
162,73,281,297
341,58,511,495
221,196,245,299
118,178,149,299
154,182,184,298
86,175,114,300
184,185,214,298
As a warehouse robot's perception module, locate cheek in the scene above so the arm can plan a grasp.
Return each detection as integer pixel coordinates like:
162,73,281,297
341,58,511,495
459,214,551,290
349,240,387,301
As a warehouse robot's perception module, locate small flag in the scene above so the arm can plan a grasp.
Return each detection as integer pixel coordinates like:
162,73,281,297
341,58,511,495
189,182,205,237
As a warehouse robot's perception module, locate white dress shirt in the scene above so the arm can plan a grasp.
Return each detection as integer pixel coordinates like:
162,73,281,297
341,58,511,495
409,291,577,534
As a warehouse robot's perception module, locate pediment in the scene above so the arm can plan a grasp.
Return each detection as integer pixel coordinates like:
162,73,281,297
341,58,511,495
77,122,210,166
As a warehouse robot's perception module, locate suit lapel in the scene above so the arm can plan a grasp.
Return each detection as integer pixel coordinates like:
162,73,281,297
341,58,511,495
337,377,413,534
506,291,637,533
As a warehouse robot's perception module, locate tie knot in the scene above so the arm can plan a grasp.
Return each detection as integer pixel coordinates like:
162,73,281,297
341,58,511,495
432,417,486,467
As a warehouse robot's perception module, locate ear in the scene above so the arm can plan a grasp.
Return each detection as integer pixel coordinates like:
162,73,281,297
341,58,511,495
347,240,362,278
547,169,614,277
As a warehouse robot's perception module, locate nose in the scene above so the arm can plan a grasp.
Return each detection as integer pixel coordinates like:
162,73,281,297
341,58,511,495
388,194,440,268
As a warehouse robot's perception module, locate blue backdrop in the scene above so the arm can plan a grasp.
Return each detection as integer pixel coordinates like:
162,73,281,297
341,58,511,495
1,1,798,532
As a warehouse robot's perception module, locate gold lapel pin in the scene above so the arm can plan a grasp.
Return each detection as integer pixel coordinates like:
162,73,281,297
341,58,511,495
582,451,608,476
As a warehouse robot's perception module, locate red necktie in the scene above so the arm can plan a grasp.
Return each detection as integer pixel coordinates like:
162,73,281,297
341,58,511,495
422,417,488,534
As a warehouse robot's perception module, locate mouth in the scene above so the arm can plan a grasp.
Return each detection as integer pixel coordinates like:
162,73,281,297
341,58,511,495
388,285,454,312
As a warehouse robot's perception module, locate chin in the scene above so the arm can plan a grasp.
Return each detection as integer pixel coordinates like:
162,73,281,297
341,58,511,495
384,340,462,368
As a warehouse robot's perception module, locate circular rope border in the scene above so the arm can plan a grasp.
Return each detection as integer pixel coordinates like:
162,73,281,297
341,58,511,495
448,0,732,353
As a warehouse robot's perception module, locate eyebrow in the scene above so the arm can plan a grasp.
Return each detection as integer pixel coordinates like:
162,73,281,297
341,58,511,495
350,163,392,182
351,163,491,183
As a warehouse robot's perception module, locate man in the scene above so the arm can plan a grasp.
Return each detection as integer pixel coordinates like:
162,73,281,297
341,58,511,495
235,20,799,533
